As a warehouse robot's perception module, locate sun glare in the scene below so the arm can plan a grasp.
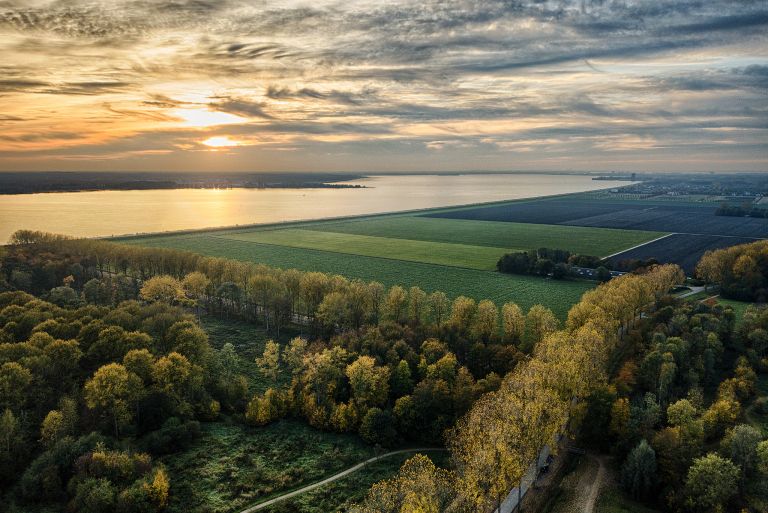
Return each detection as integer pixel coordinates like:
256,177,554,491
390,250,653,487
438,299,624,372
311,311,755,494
173,109,245,128
201,136,242,148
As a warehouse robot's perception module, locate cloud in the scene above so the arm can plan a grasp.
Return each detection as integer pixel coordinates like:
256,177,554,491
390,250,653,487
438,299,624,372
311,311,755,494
0,0,765,171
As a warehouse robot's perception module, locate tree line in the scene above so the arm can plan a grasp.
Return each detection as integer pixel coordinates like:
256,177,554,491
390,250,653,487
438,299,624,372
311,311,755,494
496,247,612,281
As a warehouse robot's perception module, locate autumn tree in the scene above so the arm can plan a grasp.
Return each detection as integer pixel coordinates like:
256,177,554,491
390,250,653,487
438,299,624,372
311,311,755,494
84,363,143,437
501,302,525,344
139,275,183,303
256,340,281,380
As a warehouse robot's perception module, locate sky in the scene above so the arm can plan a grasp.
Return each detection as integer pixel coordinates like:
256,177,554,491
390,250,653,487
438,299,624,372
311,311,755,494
0,0,766,173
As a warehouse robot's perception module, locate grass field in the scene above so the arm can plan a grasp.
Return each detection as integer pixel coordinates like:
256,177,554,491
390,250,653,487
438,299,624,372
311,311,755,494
293,216,660,257
161,421,375,513
218,229,510,270
124,233,592,318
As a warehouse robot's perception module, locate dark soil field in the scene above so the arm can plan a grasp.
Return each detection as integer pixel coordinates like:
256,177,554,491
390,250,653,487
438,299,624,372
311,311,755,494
427,196,768,274
426,197,768,238
607,233,758,274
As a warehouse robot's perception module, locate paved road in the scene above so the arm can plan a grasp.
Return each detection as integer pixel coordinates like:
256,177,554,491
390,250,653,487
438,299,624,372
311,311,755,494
238,448,445,513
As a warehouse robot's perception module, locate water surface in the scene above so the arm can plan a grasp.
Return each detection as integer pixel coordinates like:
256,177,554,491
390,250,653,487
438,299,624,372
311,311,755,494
1,174,629,241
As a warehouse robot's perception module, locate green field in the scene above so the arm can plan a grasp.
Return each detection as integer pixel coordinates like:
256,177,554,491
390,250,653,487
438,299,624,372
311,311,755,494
219,229,509,270
123,233,592,318
291,216,661,257
121,207,664,318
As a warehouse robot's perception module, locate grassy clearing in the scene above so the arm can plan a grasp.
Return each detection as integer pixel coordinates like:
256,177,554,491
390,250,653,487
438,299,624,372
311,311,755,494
715,298,757,325
161,421,374,513
123,235,592,319
299,216,661,257
262,451,449,513
201,316,300,394
217,229,510,270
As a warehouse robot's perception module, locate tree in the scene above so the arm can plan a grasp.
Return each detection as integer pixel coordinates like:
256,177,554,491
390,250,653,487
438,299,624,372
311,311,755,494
0,408,18,453
501,302,524,344
429,291,450,328
40,410,66,447
282,337,307,375
359,407,397,446
621,440,657,500
472,300,498,341
382,286,408,324
84,363,142,437
407,286,428,325
317,291,351,330
449,296,476,331
353,454,456,513
152,352,194,414
143,468,170,509
723,424,762,477
182,271,210,318
346,356,389,409
757,440,768,475
390,360,413,397
521,305,558,352
139,275,183,303
596,266,612,282
256,340,280,380
684,453,739,512
0,362,33,411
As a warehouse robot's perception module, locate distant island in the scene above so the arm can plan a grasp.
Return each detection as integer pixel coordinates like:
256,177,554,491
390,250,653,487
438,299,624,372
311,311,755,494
0,172,367,195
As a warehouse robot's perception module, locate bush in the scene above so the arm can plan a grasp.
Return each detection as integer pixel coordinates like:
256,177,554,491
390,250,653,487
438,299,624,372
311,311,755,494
137,418,201,455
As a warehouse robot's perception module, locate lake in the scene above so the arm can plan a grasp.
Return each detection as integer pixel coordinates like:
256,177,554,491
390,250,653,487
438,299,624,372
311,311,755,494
0,174,630,241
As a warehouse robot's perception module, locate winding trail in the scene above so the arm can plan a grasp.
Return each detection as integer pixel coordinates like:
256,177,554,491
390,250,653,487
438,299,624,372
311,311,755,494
238,448,445,513
583,454,607,513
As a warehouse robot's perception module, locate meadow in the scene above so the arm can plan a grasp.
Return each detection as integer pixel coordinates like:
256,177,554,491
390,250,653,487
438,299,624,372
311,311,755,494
121,205,665,318
160,421,375,513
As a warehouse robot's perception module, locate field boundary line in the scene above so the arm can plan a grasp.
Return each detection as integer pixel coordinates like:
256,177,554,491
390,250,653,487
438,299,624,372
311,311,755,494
602,233,676,259
238,448,446,513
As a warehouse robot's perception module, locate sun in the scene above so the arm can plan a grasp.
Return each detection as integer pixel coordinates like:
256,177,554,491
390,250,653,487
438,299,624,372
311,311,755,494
201,136,242,148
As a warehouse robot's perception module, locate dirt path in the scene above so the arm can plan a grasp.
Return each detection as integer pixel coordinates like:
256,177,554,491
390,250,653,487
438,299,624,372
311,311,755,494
583,454,606,513
238,448,445,513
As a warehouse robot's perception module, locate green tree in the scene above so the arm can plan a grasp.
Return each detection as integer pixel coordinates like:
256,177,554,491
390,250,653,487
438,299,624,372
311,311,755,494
0,362,33,411
684,453,740,512
757,440,768,475
621,439,657,500
723,424,762,477
390,360,413,397
0,408,18,453
359,407,397,447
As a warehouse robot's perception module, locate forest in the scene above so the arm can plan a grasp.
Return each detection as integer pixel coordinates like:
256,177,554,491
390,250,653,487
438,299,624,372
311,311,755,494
0,230,766,513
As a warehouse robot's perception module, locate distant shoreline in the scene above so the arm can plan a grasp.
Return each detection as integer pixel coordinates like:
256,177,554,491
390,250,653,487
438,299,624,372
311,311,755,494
0,171,367,195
